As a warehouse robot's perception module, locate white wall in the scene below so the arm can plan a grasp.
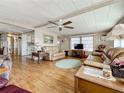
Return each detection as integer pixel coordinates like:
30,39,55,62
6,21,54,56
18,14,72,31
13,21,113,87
93,33,114,50
1,33,8,55
34,27,115,52
21,34,28,56
34,27,58,46
60,32,114,51
21,31,35,56
58,36,70,51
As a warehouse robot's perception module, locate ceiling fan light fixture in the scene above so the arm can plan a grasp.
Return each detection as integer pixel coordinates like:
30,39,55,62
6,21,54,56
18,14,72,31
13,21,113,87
48,19,74,31
59,25,62,28
59,19,62,22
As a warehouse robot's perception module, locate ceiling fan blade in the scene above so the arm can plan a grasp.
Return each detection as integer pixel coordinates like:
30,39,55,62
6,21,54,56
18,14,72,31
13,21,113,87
64,26,74,29
63,21,72,25
48,21,58,26
47,26,56,28
59,27,62,31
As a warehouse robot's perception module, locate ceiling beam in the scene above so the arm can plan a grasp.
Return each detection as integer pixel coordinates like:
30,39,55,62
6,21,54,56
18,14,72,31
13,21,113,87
0,21,33,31
3,32,20,35
34,0,123,28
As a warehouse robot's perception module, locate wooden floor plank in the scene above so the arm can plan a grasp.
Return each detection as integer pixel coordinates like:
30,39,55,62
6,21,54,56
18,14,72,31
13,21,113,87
8,56,79,93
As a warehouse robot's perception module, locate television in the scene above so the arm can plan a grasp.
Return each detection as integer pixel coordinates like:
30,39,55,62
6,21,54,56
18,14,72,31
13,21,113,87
74,44,83,49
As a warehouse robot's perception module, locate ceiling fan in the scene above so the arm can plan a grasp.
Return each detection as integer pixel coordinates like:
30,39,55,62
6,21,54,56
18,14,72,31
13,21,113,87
47,19,74,31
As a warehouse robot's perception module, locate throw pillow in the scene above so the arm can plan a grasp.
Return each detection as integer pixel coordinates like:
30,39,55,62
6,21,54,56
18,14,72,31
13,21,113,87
0,77,8,89
111,58,124,69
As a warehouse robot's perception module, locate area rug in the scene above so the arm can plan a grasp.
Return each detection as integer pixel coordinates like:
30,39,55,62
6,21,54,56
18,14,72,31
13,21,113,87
55,59,82,69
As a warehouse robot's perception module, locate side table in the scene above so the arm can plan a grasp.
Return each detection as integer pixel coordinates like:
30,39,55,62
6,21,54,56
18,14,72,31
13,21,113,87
64,50,69,56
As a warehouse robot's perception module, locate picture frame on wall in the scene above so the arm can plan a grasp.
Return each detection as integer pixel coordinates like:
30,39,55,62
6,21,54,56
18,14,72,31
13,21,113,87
44,35,54,44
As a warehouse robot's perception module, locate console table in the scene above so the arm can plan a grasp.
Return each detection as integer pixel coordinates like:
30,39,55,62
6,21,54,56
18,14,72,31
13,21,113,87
75,66,124,93
32,51,49,62
32,51,41,62
71,49,85,58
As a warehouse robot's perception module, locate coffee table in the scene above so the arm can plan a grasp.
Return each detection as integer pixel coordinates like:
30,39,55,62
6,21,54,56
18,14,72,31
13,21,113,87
75,66,124,93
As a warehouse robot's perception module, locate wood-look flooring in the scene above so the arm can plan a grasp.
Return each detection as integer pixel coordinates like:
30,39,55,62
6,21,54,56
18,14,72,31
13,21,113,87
9,56,79,93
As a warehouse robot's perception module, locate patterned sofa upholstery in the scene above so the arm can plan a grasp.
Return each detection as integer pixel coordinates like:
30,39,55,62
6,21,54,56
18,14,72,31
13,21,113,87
44,46,65,61
0,47,12,80
0,54,12,80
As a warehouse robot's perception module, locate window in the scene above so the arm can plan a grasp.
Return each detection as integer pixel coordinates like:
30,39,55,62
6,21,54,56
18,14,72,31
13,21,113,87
114,39,121,47
121,39,124,47
114,38,124,48
70,36,93,51
70,37,80,49
81,36,93,51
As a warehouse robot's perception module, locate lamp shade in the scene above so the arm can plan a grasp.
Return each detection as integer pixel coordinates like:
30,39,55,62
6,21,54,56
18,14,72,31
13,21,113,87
111,24,124,35
106,24,124,40
107,31,120,40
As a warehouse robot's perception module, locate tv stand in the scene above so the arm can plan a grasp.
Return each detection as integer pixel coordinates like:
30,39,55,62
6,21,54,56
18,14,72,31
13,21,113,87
71,49,85,58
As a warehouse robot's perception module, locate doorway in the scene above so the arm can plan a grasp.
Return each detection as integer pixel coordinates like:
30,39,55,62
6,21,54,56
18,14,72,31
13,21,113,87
7,34,20,55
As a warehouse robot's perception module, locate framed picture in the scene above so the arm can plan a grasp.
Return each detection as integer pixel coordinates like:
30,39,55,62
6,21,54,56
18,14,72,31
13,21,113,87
44,35,54,44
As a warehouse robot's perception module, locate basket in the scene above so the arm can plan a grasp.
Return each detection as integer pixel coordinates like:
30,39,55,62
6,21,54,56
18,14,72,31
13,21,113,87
110,65,124,78
110,65,124,82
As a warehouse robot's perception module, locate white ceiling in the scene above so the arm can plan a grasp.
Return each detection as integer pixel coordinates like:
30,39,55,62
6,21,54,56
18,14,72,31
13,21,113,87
0,0,123,34
47,1,124,35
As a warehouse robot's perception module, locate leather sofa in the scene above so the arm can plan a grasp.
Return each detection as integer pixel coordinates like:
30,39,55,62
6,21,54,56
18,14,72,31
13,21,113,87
0,54,12,80
44,46,65,61
87,47,124,64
